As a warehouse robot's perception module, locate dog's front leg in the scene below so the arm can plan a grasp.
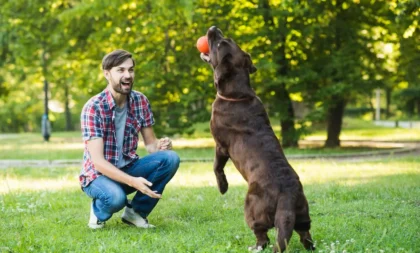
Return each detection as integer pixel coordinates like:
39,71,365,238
214,145,229,194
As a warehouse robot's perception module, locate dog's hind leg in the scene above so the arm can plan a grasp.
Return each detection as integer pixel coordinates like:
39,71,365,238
294,194,315,251
274,196,295,253
245,186,270,251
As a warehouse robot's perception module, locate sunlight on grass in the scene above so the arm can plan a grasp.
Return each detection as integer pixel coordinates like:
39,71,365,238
0,143,83,151
293,160,419,186
306,128,420,141
0,178,77,193
172,138,215,148
1,157,418,193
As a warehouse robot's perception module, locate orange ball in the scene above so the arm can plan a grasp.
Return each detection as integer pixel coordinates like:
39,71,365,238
196,36,209,54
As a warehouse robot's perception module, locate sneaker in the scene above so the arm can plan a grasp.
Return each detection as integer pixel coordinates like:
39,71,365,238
121,204,155,228
88,203,105,229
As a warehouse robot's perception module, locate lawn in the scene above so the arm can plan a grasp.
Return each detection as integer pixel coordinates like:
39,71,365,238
0,156,419,252
1,116,418,161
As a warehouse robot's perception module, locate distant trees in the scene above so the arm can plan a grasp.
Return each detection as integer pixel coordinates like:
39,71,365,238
0,0,418,146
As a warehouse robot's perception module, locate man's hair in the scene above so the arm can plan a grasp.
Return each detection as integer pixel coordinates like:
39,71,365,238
102,49,135,70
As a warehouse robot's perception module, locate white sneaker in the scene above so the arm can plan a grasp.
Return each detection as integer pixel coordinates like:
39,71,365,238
88,203,105,229
121,205,155,228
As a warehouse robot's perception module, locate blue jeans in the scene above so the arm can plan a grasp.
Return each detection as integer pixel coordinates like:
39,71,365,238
82,150,180,222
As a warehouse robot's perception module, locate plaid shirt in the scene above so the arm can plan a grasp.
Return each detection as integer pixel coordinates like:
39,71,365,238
79,88,155,187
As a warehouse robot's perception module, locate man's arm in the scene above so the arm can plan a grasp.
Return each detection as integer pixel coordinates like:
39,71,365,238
141,126,172,153
87,138,161,198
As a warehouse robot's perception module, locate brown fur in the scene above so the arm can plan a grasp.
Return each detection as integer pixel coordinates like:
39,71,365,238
201,26,315,252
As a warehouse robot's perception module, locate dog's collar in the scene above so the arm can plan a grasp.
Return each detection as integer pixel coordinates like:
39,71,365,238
217,92,250,102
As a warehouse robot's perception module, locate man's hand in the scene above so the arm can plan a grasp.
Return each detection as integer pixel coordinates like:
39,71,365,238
157,137,172,150
129,177,162,199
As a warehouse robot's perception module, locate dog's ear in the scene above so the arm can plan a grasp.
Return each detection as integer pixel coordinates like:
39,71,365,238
244,53,257,74
220,53,233,69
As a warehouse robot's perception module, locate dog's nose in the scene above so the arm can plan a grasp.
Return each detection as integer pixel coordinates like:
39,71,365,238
209,26,218,32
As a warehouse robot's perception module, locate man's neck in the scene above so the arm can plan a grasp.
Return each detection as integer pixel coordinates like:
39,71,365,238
108,86,128,108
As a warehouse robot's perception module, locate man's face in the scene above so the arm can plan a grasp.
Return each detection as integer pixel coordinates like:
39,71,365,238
104,58,135,95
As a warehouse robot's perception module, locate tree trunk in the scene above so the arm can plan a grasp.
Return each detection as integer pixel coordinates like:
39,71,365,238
416,99,420,117
324,0,345,148
277,19,298,148
368,94,375,120
385,88,391,119
278,85,297,147
64,84,73,131
325,97,346,148
259,0,298,147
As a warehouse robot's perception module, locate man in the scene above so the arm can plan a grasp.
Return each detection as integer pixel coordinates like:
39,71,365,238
80,49,180,229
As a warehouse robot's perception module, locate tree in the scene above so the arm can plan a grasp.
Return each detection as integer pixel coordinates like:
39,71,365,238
301,0,391,147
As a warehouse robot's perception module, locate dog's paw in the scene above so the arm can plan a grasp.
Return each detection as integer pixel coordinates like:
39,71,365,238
217,178,228,194
219,184,228,194
248,245,263,252
200,53,210,63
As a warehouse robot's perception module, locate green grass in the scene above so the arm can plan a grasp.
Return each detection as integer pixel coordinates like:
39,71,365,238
0,156,419,252
189,117,420,141
0,130,406,160
303,117,420,141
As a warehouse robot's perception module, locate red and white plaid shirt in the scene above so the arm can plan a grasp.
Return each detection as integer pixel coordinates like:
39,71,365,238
79,88,154,187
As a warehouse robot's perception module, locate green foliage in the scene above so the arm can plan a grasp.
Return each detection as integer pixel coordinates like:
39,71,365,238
0,0,418,142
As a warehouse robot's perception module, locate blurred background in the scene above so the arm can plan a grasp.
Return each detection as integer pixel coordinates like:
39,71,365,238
0,0,418,148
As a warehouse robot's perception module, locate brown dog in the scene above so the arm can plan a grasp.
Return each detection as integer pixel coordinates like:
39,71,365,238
200,26,315,252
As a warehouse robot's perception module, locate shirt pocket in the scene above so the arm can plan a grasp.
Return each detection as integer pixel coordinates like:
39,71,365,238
124,119,142,153
128,118,142,136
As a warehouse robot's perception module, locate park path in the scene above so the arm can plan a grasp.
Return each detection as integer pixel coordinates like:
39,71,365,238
0,140,419,169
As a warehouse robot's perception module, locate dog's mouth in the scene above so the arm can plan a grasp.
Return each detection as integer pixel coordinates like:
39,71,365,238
203,26,226,68
207,26,224,53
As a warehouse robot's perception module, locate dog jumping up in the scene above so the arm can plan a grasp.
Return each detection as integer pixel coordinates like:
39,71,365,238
200,26,315,252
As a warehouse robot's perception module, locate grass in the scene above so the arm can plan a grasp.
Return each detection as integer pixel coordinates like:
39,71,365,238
304,117,420,141
1,117,417,161
0,156,419,252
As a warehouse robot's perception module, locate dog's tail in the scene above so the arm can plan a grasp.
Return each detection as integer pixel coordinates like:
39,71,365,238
274,195,295,252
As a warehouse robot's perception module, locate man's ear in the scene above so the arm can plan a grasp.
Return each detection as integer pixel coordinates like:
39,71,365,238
244,54,257,74
103,70,110,81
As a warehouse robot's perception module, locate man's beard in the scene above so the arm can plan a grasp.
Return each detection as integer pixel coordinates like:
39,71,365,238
110,74,133,95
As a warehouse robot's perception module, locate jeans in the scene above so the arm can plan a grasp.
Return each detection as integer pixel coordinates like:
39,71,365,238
83,150,180,222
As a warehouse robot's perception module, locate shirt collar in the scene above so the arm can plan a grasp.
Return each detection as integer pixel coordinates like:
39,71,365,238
104,87,134,111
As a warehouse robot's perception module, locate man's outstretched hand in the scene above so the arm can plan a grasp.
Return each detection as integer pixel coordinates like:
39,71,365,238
130,177,161,199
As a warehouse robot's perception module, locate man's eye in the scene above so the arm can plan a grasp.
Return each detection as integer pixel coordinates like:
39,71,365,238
117,69,123,72
129,69,134,73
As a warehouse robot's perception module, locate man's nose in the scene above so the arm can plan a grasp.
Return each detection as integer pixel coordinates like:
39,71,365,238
123,70,131,78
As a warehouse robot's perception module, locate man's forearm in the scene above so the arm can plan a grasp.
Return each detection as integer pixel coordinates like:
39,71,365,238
145,140,159,153
92,158,134,187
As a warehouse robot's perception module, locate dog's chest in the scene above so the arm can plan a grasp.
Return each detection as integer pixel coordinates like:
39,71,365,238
210,101,259,143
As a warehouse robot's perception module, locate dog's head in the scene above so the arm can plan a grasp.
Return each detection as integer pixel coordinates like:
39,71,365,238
200,26,257,76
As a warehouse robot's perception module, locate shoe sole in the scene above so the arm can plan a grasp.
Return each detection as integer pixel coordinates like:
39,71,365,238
88,223,104,229
121,218,155,228
122,218,135,226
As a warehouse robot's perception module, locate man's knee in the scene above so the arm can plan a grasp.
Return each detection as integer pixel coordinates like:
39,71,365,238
163,150,180,174
103,188,126,212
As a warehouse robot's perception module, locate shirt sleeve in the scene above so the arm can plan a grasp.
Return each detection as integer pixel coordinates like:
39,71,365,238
81,102,103,141
141,96,155,128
